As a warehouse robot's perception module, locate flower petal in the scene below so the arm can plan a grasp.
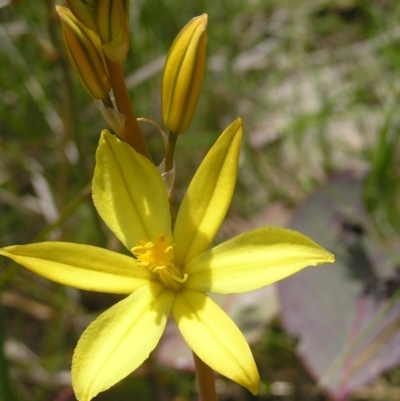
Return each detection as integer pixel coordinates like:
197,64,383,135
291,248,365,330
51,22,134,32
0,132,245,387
172,289,259,394
0,242,152,294
174,119,242,267
93,130,171,250
73,283,175,401
184,227,335,293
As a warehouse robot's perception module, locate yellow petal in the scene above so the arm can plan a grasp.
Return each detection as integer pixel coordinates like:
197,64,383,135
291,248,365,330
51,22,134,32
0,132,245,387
184,227,335,293
174,119,242,267
0,242,151,294
172,290,259,394
73,284,175,401
93,130,171,250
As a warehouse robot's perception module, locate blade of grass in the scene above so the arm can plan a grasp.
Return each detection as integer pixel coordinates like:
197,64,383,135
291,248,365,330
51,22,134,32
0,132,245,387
0,306,17,401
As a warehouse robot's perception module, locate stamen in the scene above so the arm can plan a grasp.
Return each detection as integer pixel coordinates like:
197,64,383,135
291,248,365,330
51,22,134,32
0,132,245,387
131,234,187,290
131,245,144,253
169,271,188,283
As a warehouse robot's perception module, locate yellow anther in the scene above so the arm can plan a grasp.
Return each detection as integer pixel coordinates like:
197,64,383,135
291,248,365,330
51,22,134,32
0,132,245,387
131,234,187,290
138,261,150,268
169,271,188,283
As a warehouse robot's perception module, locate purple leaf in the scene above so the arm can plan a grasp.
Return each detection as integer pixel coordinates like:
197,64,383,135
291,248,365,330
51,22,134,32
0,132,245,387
278,171,400,400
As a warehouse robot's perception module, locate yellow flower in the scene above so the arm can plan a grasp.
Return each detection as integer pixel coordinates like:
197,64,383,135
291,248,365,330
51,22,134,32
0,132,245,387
0,119,334,401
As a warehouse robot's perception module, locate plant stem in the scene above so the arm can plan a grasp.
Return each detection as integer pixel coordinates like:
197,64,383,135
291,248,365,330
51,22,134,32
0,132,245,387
164,132,178,223
165,131,177,173
193,352,218,401
102,95,114,109
105,59,151,160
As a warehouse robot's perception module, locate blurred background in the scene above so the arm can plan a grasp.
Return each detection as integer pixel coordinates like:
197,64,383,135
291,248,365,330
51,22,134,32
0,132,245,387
0,0,399,400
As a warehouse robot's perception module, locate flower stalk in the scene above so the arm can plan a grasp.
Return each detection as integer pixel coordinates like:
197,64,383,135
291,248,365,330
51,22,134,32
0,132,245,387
105,58,151,160
194,353,218,401
164,132,177,174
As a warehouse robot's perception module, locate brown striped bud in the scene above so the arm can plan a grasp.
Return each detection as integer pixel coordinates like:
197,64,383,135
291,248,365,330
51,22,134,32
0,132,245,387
65,0,97,31
57,6,111,100
96,0,130,63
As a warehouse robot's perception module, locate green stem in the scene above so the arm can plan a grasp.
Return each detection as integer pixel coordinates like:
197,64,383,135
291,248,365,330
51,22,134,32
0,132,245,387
193,352,218,401
102,95,114,109
105,59,151,160
165,131,177,173
165,132,178,224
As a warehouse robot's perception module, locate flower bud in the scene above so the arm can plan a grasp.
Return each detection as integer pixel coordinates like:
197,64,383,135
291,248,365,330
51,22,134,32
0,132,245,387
96,0,130,63
162,14,208,136
121,0,130,16
65,0,97,31
57,6,111,100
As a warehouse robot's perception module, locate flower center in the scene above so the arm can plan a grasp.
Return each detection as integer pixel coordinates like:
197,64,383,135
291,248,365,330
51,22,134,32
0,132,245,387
131,234,187,290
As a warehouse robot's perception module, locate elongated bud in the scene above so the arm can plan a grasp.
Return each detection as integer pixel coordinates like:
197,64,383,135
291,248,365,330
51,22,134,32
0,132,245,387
96,0,130,63
65,0,97,31
162,14,208,136
57,6,111,99
121,0,130,16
